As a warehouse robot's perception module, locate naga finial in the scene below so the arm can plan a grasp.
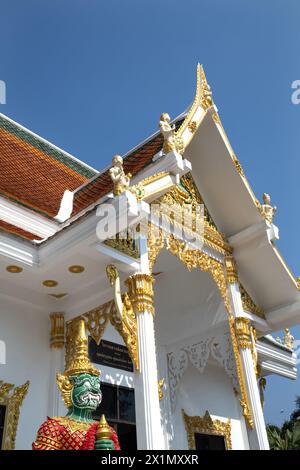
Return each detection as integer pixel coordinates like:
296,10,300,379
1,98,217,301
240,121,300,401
260,193,277,223
109,154,131,196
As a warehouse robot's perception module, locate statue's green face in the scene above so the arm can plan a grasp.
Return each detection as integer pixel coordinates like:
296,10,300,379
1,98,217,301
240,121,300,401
70,373,102,411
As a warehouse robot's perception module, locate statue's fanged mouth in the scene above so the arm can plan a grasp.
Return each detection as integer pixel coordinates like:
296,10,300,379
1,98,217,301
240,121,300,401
79,392,101,404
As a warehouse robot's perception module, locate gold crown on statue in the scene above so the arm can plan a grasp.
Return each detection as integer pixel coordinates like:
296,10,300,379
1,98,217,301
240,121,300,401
56,317,100,408
63,317,100,377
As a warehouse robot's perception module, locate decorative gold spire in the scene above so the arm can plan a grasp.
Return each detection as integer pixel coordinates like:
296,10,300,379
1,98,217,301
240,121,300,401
64,317,100,377
96,415,112,441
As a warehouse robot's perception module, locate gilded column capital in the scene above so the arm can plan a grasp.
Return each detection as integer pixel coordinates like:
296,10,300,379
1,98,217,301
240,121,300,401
125,273,155,316
50,312,65,349
234,317,252,349
225,255,238,284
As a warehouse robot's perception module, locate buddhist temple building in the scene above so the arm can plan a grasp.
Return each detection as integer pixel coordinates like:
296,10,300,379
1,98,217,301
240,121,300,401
0,65,298,450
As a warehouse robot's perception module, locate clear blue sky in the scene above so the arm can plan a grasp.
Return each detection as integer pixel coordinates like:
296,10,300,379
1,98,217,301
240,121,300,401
1,0,300,426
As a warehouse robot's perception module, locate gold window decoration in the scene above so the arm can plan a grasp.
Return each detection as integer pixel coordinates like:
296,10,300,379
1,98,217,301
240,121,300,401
0,380,29,450
183,410,232,450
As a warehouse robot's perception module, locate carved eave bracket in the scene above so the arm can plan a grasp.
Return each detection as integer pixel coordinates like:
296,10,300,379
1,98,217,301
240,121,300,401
228,316,254,429
106,264,140,371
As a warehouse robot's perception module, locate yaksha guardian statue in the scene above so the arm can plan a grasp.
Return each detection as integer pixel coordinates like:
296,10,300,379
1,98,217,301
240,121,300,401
32,318,120,450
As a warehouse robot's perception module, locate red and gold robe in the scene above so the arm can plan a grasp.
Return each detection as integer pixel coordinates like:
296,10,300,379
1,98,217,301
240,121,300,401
32,417,120,450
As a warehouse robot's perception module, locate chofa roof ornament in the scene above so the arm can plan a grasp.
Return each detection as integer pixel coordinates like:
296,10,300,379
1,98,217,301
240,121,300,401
159,63,214,156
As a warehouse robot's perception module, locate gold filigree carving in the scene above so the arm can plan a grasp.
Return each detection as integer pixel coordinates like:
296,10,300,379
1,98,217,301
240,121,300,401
52,416,92,434
50,312,65,349
234,317,252,349
225,255,238,284
147,223,231,313
187,121,197,133
129,171,172,202
228,316,254,428
56,374,73,408
147,224,165,273
232,154,245,178
110,293,139,370
158,379,165,401
239,283,265,319
84,301,113,345
125,273,155,316
106,265,142,370
166,234,231,313
150,173,232,257
183,410,232,450
200,65,214,111
104,229,140,259
258,377,267,408
212,112,221,125
70,298,139,371
250,326,258,376
0,380,29,450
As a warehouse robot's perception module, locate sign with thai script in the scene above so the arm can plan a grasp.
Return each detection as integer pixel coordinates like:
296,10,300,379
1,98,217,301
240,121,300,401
88,338,133,372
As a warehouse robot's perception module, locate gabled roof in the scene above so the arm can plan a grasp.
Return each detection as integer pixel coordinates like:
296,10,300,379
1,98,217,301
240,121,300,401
0,113,97,219
72,129,169,216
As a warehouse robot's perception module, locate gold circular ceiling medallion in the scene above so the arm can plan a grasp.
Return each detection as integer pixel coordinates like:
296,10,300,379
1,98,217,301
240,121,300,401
42,280,58,287
6,265,23,273
68,265,85,274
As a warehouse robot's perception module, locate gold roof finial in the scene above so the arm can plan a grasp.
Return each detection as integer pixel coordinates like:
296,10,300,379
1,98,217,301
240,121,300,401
200,64,213,110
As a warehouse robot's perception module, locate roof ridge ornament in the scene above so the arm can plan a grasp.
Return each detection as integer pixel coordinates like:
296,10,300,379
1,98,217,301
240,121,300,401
159,64,214,156
260,193,277,224
109,155,132,196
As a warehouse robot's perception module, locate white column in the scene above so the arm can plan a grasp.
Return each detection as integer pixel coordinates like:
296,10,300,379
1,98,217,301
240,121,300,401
47,313,65,417
135,309,164,449
228,280,269,450
130,235,165,450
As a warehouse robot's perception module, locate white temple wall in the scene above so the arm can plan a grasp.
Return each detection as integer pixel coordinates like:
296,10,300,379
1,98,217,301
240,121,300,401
169,363,249,450
0,295,50,450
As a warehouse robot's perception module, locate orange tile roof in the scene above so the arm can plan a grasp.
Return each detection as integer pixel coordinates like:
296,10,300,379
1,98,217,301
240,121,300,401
0,220,42,241
0,115,96,218
72,132,164,215
0,113,183,241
